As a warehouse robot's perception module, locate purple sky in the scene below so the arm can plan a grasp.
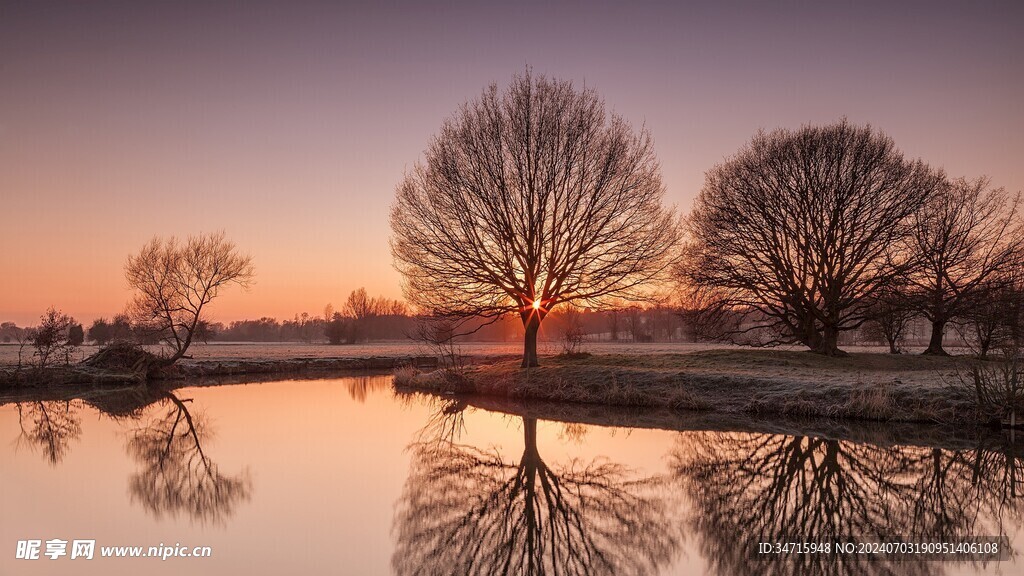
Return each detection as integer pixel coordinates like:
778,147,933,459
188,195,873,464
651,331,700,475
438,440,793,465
2,0,1022,325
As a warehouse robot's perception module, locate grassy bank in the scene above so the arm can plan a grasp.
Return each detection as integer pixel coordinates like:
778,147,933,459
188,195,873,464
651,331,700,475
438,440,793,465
0,354,441,388
394,349,1007,426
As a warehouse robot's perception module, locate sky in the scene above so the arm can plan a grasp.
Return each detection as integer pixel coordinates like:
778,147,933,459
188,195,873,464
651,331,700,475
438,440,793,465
1,0,1022,326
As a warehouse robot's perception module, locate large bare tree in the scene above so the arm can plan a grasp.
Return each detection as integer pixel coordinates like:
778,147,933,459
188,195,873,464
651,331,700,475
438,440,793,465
680,120,940,356
126,232,254,365
391,71,679,367
904,177,1024,355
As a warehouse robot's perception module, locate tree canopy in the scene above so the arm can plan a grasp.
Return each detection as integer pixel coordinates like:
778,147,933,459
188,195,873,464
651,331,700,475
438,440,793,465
680,120,941,355
391,71,679,366
126,231,254,366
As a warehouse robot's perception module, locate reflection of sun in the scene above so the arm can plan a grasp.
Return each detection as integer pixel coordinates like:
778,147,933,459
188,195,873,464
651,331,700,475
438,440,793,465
532,299,542,310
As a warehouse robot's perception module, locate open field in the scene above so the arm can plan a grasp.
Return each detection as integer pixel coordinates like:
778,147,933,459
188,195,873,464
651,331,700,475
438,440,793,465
0,339,961,367
0,340,743,366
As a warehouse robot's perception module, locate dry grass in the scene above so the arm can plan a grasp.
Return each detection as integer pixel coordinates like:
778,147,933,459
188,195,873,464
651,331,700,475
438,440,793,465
846,384,894,418
392,365,476,394
392,365,419,387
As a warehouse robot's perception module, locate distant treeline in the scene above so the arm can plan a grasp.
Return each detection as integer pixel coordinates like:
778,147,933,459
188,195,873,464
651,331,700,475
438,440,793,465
168,304,697,344
0,297,1004,352
1,300,698,346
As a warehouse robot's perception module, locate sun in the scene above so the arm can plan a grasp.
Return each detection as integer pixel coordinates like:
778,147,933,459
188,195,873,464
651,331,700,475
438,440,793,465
532,298,542,311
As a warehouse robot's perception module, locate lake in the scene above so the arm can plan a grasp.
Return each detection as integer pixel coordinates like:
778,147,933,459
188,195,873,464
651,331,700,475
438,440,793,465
2,375,1021,575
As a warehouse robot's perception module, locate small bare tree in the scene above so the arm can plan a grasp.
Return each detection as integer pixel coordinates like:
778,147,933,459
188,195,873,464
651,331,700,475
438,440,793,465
14,327,37,372
679,120,940,356
625,305,648,342
863,285,915,354
607,309,620,341
904,177,1024,355
126,232,254,366
391,71,679,367
410,315,467,380
345,288,372,343
955,346,1023,427
322,303,334,338
31,307,78,368
958,273,1024,359
557,305,587,355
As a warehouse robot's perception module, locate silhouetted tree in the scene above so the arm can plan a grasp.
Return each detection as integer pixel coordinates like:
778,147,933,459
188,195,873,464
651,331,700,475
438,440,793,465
607,310,620,341
960,272,1024,358
323,303,334,335
67,322,85,346
13,326,36,369
221,317,281,341
680,120,940,356
126,232,254,366
624,305,650,342
110,313,133,342
0,322,16,344
905,177,1024,355
345,288,371,343
31,307,78,367
863,285,915,354
557,305,586,354
325,311,350,345
193,319,216,343
87,317,113,345
391,71,679,367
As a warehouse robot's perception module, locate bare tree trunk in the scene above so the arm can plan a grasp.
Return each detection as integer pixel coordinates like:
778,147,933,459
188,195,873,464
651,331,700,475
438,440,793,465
802,318,823,353
923,319,948,356
887,337,900,354
521,312,542,368
812,326,846,357
978,336,991,360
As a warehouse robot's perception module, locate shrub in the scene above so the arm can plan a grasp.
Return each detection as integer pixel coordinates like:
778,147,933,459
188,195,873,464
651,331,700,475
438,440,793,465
959,348,1024,426
31,308,77,368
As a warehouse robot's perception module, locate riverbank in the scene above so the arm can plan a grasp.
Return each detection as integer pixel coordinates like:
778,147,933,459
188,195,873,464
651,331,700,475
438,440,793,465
2,366,1015,455
394,349,1007,427
0,340,736,387
412,393,1024,455
4,344,1012,428
0,354,445,388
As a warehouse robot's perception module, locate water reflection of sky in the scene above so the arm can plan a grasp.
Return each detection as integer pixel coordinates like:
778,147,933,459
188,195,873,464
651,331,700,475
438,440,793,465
2,376,1021,575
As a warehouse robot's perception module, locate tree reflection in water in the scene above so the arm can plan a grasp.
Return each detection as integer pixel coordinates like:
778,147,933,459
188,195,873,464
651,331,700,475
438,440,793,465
344,375,390,403
392,405,680,576
670,431,1024,576
125,391,252,526
13,400,82,465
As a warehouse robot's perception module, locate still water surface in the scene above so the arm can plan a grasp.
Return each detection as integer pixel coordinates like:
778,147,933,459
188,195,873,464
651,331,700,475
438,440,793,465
1,375,1022,575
